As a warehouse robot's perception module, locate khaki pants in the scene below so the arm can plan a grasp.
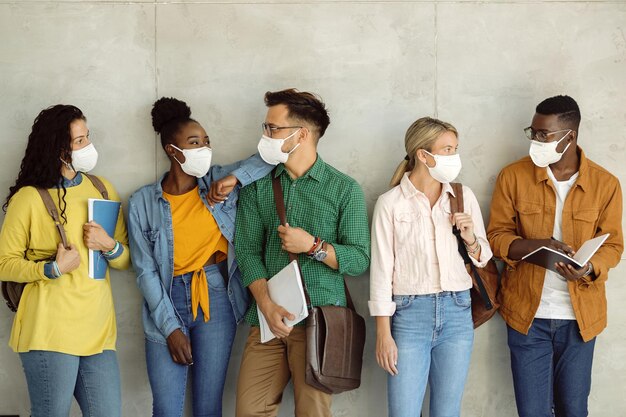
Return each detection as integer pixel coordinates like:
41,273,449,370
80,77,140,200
235,326,332,417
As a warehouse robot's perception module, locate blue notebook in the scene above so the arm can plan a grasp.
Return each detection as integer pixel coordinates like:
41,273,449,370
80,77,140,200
88,198,121,279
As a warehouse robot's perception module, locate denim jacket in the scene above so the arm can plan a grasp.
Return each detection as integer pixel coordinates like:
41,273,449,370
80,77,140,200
128,153,273,344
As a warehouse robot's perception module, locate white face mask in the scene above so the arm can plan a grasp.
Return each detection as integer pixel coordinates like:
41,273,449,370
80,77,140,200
170,145,213,178
257,129,301,165
528,131,571,168
70,143,98,172
422,150,462,184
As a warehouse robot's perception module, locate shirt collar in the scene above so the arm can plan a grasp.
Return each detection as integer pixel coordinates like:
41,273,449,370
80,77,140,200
399,172,456,199
273,154,326,182
58,172,83,188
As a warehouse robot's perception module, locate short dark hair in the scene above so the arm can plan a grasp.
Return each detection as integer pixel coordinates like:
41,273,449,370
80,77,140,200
151,97,196,149
264,89,331,138
536,95,581,129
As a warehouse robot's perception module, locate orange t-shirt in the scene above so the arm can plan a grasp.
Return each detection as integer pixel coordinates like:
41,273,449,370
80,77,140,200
163,186,228,275
163,186,228,321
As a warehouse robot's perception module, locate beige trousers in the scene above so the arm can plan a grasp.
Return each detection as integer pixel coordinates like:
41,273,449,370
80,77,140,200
235,326,332,417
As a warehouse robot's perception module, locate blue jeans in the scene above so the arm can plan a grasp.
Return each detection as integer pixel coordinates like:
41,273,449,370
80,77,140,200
145,262,237,417
19,349,121,417
507,319,596,417
388,290,474,417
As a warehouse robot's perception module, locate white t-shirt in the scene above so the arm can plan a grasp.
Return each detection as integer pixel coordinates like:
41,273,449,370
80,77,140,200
535,167,579,320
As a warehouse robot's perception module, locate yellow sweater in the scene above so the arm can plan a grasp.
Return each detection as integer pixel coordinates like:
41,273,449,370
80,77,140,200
0,176,130,355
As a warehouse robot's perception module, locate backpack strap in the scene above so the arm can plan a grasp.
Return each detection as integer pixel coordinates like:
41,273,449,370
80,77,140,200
83,173,109,200
448,182,493,310
36,189,69,249
449,182,464,214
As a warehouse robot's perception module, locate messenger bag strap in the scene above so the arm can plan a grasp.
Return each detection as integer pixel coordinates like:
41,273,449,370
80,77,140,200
83,173,109,199
449,182,493,310
271,169,357,311
36,189,70,249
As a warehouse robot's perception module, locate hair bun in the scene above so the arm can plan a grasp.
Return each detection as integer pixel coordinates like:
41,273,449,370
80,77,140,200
151,97,192,134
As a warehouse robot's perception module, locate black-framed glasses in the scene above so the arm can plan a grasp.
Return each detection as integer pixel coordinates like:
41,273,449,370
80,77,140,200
524,127,572,143
262,123,302,138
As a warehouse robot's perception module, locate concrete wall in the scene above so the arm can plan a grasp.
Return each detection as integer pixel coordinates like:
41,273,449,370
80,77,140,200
1,1,625,416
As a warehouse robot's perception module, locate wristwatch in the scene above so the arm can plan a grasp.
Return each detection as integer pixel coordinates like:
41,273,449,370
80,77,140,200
311,241,328,262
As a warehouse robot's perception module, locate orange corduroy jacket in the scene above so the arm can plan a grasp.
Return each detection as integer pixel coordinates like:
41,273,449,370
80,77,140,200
487,148,623,342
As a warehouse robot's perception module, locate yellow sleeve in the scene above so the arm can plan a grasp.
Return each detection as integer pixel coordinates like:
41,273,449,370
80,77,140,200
0,187,50,283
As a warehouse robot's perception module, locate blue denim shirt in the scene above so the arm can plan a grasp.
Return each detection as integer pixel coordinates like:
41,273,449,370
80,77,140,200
127,154,273,344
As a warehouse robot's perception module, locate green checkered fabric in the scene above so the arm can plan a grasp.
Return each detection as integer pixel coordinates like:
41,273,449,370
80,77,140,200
235,155,371,326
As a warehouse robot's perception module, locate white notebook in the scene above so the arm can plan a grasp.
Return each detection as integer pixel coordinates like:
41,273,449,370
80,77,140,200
257,260,309,343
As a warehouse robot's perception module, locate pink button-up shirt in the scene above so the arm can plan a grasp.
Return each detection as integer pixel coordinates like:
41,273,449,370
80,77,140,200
368,173,493,316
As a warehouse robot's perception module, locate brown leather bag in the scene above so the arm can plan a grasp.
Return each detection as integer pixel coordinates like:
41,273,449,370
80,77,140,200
449,182,500,328
1,174,109,312
271,173,366,394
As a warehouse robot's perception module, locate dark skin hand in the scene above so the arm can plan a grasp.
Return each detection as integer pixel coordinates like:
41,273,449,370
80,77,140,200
206,174,238,206
509,238,590,281
166,328,193,365
508,238,574,261
555,262,590,282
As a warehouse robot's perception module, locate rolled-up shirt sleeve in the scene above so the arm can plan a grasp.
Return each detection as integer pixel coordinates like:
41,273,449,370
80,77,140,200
368,196,396,317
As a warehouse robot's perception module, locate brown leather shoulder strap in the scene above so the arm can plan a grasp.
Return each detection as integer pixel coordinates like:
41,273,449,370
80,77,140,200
84,173,109,200
449,182,464,214
36,189,69,249
271,171,312,308
270,169,357,311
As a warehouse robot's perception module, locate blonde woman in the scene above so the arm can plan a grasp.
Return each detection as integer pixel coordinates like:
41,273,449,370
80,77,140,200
369,117,493,417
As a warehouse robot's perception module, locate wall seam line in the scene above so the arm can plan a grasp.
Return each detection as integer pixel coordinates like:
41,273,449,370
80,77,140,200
154,1,159,182
433,1,438,118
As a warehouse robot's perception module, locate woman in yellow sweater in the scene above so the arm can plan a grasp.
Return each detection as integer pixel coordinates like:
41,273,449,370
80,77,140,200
0,104,130,417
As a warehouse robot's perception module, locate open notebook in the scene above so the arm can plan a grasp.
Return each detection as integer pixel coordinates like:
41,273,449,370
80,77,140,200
522,233,609,272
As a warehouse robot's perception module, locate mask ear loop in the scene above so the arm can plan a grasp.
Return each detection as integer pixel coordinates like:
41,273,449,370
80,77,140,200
167,144,184,166
60,157,75,172
556,130,573,155
284,128,303,155
420,149,437,168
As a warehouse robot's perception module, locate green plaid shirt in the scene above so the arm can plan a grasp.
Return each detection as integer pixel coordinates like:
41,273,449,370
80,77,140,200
235,155,371,326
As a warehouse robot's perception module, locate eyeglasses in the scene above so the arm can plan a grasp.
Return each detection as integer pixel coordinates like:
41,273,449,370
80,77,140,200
262,123,302,138
524,127,572,143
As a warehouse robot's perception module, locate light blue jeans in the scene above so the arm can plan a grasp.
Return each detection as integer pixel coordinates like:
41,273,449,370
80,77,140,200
19,349,121,417
145,262,237,417
388,290,474,417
